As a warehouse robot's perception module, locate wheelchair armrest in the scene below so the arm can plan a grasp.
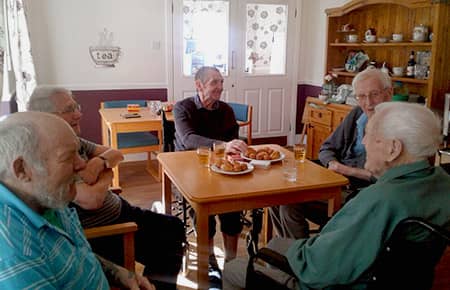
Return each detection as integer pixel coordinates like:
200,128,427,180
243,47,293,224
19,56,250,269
253,247,296,277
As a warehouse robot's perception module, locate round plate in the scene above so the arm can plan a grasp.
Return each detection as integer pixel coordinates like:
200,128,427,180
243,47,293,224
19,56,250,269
210,163,254,175
241,151,285,163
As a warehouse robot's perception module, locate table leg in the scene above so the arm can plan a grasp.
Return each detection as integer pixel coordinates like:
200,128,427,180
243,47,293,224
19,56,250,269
327,188,342,217
162,171,172,215
195,207,209,290
110,125,120,187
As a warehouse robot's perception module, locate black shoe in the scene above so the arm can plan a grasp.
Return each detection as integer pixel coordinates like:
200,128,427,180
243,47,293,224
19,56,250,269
208,263,222,290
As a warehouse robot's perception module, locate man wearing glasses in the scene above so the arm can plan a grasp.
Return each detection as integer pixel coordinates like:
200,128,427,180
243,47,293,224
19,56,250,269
27,87,185,290
270,68,393,239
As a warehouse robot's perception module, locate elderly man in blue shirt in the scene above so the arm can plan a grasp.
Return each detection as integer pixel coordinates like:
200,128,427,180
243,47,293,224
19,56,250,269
0,112,153,289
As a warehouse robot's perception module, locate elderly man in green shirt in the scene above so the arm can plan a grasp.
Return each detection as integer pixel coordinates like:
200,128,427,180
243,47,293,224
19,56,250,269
223,102,450,290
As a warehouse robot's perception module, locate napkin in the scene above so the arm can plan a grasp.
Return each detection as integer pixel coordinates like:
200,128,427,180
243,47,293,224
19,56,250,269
250,160,271,169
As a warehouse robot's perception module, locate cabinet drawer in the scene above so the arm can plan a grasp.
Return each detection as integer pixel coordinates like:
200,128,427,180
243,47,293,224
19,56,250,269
332,109,350,131
309,107,332,126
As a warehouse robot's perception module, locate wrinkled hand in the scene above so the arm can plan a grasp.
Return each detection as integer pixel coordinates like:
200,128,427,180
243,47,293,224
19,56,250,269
78,157,104,185
328,160,372,181
115,268,155,290
225,139,248,155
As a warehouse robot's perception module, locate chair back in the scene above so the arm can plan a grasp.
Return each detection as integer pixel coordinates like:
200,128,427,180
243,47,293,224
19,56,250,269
245,217,450,290
228,102,253,144
357,217,450,290
161,110,176,152
101,100,147,108
229,102,249,122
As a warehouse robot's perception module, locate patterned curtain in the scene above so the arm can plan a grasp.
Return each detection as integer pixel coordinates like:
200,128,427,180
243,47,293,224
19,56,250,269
3,0,36,111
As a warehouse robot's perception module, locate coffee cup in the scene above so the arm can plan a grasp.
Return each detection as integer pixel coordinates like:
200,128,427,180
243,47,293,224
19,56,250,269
347,34,358,43
392,33,403,42
392,66,404,76
365,34,376,43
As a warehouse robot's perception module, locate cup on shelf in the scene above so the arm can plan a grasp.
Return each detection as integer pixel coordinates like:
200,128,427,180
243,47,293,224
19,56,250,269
392,66,404,77
346,34,358,43
365,34,376,43
392,33,403,42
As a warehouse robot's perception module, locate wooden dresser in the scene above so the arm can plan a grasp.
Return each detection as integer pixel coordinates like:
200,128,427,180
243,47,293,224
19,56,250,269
304,97,353,159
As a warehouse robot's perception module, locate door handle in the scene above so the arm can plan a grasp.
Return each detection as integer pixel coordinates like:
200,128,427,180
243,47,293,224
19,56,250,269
231,51,236,70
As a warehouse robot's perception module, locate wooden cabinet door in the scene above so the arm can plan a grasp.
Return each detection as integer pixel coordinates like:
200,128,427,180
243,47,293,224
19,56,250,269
306,123,331,160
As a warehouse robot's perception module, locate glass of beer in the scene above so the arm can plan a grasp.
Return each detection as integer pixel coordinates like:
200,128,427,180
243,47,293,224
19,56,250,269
294,143,306,163
197,146,211,167
213,141,226,162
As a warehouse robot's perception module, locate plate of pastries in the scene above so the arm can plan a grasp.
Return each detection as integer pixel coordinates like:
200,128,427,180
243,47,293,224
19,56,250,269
210,159,254,175
241,146,285,163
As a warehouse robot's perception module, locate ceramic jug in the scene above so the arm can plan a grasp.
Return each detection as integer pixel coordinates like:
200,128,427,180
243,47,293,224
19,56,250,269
413,24,428,42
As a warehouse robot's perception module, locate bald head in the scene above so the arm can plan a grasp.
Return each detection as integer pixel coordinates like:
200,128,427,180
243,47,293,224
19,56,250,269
0,112,84,212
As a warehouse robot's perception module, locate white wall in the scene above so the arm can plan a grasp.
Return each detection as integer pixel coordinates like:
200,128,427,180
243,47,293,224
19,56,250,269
297,0,348,86
26,0,170,90
25,0,349,91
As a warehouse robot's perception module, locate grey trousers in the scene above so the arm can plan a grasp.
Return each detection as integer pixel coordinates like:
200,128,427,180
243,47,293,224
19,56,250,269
223,238,299,290
269,201,330,239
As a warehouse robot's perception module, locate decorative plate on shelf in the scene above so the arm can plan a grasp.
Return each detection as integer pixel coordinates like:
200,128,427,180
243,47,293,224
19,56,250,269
210,163,254,175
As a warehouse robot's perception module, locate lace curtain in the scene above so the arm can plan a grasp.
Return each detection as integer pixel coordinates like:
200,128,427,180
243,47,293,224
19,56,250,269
3,0,36,111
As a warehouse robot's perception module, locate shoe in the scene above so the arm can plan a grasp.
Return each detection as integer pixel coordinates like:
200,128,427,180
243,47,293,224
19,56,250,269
208,263,222,290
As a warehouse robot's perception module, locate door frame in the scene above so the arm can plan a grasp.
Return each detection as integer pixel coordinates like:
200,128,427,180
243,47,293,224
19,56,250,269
167,0,301,145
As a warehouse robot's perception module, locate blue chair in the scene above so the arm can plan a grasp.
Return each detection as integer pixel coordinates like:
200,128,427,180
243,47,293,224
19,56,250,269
228,102,253,145
101,100,161,186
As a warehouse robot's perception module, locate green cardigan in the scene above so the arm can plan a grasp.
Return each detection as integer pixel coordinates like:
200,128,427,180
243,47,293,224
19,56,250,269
287,160,450,289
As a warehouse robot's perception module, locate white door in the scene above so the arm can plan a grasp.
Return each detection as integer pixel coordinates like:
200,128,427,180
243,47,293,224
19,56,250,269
172,0,297,141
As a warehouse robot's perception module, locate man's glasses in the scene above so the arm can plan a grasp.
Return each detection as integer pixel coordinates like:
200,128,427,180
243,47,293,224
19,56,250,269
355,89,386,102
55,103,81,114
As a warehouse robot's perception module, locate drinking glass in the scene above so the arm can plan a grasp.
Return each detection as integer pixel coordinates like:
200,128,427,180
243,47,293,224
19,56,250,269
213,141,226,162
282,158,297,182
294,143,306,163
197,146,211,167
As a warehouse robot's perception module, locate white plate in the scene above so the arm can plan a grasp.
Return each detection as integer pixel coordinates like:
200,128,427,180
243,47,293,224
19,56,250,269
210,163,254,175
241,151,285,163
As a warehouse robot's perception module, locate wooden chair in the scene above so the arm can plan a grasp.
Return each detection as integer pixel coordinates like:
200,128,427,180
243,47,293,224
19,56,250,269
83,187,138,272
228,102,253,145
84,222,138,271
245,217,450,290
161,110,193,275
437,93,450,171
101,100,161,186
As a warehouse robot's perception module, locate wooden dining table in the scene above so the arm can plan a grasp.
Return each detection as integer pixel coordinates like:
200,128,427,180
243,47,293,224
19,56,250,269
157,144,348,289
98,107,173,187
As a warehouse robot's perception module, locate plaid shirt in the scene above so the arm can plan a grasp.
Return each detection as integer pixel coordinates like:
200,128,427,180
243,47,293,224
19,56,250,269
0,183,109,289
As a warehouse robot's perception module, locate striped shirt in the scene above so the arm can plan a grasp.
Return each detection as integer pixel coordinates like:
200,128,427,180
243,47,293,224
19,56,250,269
72,138,121,228
0,183,109,289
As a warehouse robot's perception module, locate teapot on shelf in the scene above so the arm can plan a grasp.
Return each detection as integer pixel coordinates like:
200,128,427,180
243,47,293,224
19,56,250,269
365,28,376,42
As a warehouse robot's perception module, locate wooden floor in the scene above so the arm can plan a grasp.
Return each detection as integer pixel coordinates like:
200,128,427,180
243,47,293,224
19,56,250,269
118,160,449,290
119,160,254,290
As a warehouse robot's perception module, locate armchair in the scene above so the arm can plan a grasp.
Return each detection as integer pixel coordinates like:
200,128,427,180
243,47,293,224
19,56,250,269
246,217,450,290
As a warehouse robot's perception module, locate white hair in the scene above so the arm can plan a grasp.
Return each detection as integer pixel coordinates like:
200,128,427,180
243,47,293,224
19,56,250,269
0,116,46,179
352,68,392,90
374,102,442,159
27,85,73,112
